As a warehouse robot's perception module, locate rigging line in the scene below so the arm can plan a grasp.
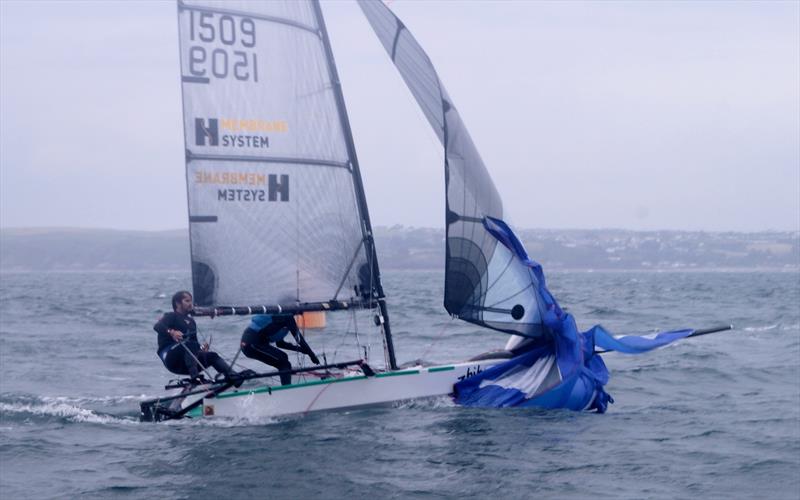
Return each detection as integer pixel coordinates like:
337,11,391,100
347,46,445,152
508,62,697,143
295,321,310,380
355,215,380,359
290,321,305,382
352,305,371,363
296,170,300,303
304,381,334,415
364,319,373,364
198,330,211,348
178,341,216,381
365,249,388,369
419,317,455,361
368,258,376,366
245,177,323,288
353,311,362,360
229,346,243,370
193,331,241,377
332,237,366,300
364,224,375,361
328,307,356,364
485,281,535,310
347,307,359,358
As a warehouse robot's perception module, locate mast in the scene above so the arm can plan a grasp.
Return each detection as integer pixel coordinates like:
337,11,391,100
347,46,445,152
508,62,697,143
311,0,397,370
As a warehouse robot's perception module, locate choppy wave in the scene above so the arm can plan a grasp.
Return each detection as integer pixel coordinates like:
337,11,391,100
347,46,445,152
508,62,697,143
0,269,798,500
587,306,624,316
392,395,456,410
0,393,288,428
743,324,781,332
740,323,800,332
0,395,137,425
191,414,282,428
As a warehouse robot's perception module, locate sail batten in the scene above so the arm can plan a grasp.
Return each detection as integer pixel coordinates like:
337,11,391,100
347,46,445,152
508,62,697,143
187,152,351,170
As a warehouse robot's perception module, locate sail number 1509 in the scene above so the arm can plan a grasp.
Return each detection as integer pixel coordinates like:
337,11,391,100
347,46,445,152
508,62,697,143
188,11,259,83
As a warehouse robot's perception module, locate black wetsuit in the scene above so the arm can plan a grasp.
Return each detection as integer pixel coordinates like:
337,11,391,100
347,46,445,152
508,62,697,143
241,315,304,386
153,311,232,380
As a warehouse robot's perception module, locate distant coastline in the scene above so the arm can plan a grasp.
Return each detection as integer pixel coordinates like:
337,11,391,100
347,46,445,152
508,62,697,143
1,226,797,272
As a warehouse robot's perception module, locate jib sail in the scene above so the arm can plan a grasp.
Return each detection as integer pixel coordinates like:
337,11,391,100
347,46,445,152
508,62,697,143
358,0,549,338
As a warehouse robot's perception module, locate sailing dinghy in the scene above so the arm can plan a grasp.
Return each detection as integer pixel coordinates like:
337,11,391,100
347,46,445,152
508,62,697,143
141,0,730,422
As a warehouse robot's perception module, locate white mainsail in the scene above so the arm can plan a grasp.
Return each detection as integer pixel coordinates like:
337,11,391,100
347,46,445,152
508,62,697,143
177,0,380,309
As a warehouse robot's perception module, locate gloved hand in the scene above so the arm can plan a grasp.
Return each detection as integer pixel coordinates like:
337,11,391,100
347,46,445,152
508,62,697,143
307,350,320,365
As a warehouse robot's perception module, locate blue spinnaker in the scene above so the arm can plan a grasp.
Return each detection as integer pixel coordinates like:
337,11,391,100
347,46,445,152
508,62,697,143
454,219,697,412
591,326,695,353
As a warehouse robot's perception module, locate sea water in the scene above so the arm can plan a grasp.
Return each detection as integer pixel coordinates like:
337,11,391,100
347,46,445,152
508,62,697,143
0,270,798,499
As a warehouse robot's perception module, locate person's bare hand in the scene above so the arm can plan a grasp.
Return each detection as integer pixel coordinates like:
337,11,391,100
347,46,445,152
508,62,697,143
168,329,183,342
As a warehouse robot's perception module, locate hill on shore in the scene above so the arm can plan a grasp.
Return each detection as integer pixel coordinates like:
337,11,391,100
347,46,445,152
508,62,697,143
1,226,797,271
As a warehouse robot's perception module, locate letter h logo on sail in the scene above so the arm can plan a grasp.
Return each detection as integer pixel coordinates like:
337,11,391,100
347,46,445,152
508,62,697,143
195,118,219,146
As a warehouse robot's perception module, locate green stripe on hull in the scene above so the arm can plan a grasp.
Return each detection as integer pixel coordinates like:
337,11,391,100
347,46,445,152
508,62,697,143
215,374,369,399
209,366,453,403
375,369,419,377
428,366,454,373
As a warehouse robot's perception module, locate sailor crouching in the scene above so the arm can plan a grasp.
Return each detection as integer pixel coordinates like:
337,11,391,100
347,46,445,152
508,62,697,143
240,313,320,386
154,290,243,386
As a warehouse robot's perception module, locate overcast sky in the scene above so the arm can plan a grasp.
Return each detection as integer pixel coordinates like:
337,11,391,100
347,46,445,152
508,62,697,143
1,0,798,232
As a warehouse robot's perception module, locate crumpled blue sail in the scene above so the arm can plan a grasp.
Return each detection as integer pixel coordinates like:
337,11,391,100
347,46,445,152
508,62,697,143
454,219,696,412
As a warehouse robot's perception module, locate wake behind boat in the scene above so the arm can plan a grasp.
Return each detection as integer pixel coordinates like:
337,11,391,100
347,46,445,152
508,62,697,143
141,0,731,422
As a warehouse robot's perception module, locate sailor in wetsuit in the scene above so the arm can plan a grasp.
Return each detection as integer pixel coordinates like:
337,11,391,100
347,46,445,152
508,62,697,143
241,314,320,386
153,290,240,385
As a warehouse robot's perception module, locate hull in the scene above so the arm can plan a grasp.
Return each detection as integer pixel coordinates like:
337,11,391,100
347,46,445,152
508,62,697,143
187,360,506,419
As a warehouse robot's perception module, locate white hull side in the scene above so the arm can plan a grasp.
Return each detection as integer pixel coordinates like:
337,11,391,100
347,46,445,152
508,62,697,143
192,360,506,419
